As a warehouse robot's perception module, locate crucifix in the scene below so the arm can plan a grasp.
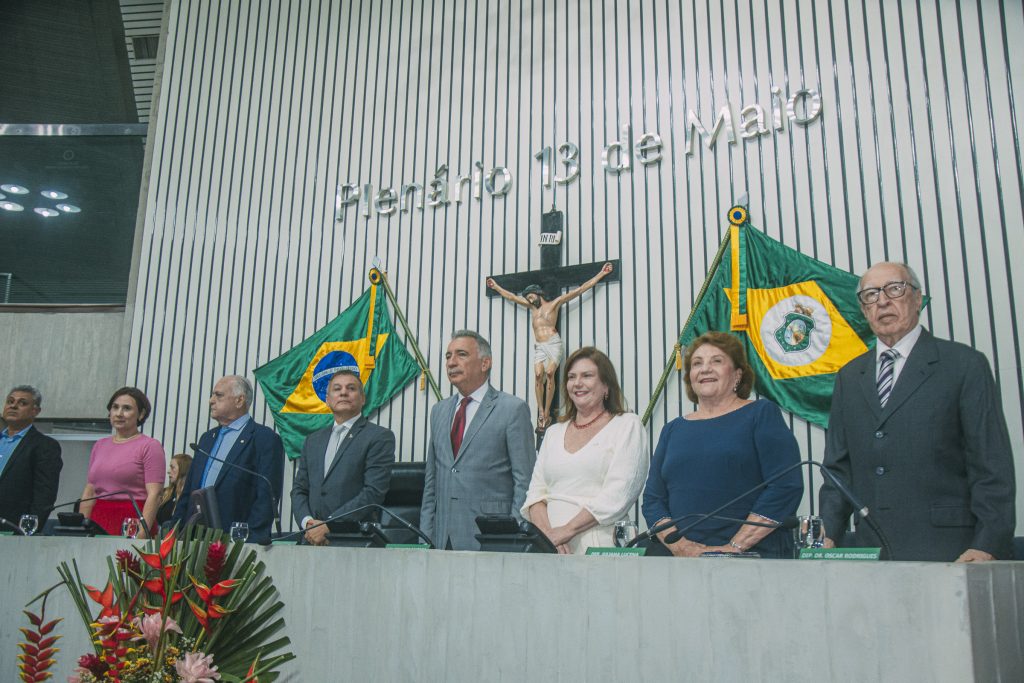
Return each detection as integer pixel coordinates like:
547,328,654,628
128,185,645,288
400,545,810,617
486,209,620,437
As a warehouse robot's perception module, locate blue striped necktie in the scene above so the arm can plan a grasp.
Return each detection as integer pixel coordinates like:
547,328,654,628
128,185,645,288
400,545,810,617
877,349,899,407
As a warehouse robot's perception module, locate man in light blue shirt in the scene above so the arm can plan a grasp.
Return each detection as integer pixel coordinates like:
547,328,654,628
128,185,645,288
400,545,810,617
173,375,284,543
0,385,62,527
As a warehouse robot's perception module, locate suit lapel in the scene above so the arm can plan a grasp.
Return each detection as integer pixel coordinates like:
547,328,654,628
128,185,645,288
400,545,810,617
457,386,497,458
325,417,366,479
218,419,256,473
0,426,35,484
854,352,884,422
438,395,460,462
880,330,938,420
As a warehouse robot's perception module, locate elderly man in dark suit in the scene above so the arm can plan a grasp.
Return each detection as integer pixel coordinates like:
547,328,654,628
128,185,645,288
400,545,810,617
820,262,1016,561
0,385,62,528
173,375,285,544
291,369,395,545
420,330,536,550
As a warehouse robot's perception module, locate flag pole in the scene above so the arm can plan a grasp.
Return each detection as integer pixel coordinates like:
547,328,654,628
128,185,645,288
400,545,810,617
369,268,443,401
640,223,735,426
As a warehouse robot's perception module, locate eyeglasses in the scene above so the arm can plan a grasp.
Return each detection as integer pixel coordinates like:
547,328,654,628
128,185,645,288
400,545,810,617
856,280,918,305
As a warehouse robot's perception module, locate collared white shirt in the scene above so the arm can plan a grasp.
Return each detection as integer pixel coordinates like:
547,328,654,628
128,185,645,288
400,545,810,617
875,324,923,388
452,383,490,431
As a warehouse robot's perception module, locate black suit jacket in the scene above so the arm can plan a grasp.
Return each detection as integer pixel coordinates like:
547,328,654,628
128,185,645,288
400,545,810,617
291,416,395,525
172,418,284,544
0,426,63,525
820,329,1016,560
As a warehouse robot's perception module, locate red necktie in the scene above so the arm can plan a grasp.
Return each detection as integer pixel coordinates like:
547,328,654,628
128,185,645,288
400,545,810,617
450,396,472,457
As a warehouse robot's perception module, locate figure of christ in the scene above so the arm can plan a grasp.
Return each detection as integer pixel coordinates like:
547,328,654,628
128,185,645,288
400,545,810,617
486,262,614,432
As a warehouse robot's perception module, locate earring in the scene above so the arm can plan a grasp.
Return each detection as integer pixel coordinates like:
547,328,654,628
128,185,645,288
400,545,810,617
733,383,739,392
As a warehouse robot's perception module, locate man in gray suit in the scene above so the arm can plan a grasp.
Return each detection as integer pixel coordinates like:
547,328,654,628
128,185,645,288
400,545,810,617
820,262,1016,561
292,369,395,546
420,330,536,550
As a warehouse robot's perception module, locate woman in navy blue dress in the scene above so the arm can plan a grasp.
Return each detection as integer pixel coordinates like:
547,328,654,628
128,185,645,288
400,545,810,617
642,332,803,558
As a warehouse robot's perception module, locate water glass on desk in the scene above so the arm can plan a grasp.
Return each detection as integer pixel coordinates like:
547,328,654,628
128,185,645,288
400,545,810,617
793,515,825,553
19,514,38,536
230,522,249,543
122,517,142,539
613,520,639,547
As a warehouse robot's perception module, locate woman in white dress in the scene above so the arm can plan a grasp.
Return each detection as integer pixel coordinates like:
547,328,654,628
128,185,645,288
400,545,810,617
521,347,650,554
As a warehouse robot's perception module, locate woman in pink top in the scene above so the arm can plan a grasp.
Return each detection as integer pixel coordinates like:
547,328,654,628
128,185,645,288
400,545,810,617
79,387,166,536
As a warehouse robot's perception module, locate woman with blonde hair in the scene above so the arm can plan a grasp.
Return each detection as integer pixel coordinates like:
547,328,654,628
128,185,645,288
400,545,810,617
157,453,193,526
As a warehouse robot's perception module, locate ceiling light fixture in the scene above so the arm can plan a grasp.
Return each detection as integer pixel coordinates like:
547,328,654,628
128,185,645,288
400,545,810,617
0,201,25,211
40,190,68,200
0,184,29,195
56,203,81,213
34,208,60,217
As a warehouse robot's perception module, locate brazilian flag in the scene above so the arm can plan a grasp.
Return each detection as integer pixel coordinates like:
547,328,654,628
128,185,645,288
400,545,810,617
681,207,874,428
254,276,420,458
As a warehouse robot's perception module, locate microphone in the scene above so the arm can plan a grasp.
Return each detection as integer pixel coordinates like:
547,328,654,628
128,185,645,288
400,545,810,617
47,489,145,523
277,503,436,548
662,515,799,545
817,463,894,558
651,459,893,560
189,442,281,536
275,504,378,543
0,516,25,535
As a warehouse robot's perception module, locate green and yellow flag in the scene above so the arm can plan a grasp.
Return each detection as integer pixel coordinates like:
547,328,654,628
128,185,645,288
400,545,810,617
681,207,874,427
254,278,420,458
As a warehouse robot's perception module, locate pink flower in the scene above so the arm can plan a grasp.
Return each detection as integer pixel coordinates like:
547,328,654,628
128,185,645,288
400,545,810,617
175,651,221,683
67,674,83,683
134,613,182,650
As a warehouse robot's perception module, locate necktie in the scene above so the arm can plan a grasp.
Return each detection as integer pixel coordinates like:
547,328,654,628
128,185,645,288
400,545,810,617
450,396,472,457
324,423,348,476
877,349,899,407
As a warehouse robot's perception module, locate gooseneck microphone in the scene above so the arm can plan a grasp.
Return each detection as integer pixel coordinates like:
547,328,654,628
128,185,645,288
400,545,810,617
189,442,281,537
0,516,25,535
277,503,435,548
662,514,799,545
47,489,146,524
647,458,897,561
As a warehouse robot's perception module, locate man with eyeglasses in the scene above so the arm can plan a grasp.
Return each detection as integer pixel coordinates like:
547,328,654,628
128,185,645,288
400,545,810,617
819,262,1015,561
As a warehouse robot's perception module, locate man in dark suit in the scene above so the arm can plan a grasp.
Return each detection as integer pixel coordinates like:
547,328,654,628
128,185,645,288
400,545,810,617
420,330,536,550
0,385,62,528
291,369,395,545
173,375,284,544
820,262,1016,561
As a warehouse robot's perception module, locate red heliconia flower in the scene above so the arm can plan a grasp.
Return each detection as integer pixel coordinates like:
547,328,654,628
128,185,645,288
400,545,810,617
138,527,176,571
18,608,61,683
115,549,141,576
84,582,119,619
204,541,227,585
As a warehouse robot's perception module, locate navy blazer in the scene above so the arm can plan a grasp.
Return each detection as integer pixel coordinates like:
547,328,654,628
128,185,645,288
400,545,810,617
0,426,63,525
820,329,1016,560
173,418,285,544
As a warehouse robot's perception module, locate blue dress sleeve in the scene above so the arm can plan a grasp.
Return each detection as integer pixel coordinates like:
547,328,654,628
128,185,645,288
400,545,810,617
641,421,675,526
748,401,804,522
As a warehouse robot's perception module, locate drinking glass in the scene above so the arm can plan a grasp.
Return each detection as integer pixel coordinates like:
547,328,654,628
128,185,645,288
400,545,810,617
19,514,39,536
793,515,825,552
230,522,250,543
122,517,142,539
613,520,639,548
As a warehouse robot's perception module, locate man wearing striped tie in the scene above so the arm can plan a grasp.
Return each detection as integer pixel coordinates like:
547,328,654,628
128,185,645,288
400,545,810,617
819,262,1016,561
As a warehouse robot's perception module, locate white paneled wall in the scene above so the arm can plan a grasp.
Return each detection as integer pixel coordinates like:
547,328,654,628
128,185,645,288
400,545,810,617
128,0,1024,530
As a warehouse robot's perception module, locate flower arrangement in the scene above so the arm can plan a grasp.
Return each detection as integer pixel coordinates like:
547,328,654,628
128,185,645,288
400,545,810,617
21,526,294,682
